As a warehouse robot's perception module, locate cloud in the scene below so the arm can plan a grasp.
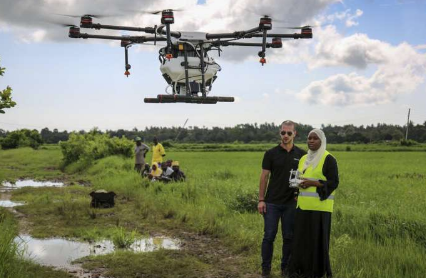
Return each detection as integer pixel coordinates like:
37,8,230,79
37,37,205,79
308,25,403,69
325,8,363,27
415,44,426,50
298,27,426,106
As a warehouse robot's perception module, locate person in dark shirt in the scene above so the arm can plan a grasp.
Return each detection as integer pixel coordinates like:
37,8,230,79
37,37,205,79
170,161,186,182
258,120,306,278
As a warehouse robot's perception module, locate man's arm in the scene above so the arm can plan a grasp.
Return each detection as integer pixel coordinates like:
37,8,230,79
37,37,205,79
258,169,270,214
142,144,150,157
160,144,166,156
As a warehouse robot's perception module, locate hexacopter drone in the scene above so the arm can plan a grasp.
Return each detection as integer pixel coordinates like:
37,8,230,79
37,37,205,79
63,9,313,104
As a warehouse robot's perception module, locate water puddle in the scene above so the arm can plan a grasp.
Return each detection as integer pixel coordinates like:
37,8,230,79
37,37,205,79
1,179,64,192
0,200,25,207
15,234,180,270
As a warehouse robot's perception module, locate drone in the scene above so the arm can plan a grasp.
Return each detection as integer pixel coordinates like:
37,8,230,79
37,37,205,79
63,10,313,104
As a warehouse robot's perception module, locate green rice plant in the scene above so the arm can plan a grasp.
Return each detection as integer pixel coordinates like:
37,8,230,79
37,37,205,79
211,169,236,180
111,227,138,249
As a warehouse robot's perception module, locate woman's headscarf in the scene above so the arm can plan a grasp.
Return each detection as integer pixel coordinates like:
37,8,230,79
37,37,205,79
302,129,327,171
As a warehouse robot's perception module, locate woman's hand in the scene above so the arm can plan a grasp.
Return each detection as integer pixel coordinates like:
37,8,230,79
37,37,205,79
299,179,322,189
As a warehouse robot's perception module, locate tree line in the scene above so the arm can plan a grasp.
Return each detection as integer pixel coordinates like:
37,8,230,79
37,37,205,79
1,122,426,146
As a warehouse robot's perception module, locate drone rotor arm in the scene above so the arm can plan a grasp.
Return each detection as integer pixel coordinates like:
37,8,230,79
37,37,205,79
80,22,157,33
206,26,262,40
211,41,279,48
70,31,167,43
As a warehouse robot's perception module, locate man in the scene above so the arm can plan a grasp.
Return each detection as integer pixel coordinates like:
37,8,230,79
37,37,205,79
151,137,166,164
170,161,186,182
134,137,149,173
159,162,174,182
258,120,306,278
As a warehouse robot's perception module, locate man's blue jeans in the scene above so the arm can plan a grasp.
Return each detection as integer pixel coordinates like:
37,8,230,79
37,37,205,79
261,201,296,271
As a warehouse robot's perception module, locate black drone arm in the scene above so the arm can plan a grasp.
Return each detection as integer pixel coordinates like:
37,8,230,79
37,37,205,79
82,23,157,33
69,29,167,43
206,28,261,40
211,41,281,48
246,32,312,39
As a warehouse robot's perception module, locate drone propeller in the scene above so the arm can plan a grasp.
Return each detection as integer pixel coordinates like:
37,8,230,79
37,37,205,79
44,19,78,28
276,25,321,29
121,8,184,15
146,8,184,15
53,13,119,19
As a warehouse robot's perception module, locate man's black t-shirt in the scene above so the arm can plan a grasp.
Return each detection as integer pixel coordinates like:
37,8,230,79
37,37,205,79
262,144,306,204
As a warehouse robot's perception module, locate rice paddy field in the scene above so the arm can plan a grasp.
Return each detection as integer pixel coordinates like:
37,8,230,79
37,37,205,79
1,144,426,278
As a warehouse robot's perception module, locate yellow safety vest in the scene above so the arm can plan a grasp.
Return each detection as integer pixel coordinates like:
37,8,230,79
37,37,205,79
297,150,335,212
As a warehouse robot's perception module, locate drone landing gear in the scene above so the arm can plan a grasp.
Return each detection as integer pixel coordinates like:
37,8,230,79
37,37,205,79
144,95,234,104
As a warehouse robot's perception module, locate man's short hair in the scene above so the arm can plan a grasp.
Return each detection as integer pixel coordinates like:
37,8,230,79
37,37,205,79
281,120,296,130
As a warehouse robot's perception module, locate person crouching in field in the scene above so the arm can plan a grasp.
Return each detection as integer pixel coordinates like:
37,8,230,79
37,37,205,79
287,129,339,278
258,120,306,277
158,162,174,182
170,161,186,182
148,162,162,181
134,137,149,173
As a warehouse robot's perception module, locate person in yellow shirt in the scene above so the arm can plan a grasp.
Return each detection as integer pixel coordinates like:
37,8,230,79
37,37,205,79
151,137,166,164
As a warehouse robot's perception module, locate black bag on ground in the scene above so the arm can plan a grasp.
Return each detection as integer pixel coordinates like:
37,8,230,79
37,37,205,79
90,190,116,208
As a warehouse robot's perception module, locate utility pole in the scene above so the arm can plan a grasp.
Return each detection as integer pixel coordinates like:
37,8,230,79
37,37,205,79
405,108,411,140
174,118,189,141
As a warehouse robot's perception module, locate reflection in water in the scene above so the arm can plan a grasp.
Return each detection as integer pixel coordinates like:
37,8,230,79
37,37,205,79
1,180,64,189
15,235,180,269
0,200,25,207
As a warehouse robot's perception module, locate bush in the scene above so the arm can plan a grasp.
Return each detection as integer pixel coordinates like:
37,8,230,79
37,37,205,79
60,131,133,166
162,140,173,148
230,191,258,213
0,129,43,150
400,139,418,146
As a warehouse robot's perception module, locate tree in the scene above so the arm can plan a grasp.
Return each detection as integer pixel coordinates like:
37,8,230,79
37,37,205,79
0,59,16,114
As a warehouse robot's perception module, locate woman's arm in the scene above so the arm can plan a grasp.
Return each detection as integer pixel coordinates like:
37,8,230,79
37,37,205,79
317,155,339,200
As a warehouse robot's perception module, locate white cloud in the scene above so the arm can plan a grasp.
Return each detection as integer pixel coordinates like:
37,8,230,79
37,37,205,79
310,25,391,69
345,9,363,27
325,8,363,27
298,27,426,106
415,44,426,50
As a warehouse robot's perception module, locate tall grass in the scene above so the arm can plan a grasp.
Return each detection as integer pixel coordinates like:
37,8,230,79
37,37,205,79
0,209,25,278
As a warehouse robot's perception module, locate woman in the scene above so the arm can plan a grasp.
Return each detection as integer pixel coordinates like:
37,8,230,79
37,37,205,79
287,129,339,278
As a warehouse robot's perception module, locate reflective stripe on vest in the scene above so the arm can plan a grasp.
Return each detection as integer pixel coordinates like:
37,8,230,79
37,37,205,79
297,150,335,212
298,192,335,200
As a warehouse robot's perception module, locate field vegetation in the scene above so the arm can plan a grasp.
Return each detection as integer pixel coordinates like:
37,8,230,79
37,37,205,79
0,142,425,277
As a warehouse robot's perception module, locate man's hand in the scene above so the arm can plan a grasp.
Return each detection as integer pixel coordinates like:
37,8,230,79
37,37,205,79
258,201,266,214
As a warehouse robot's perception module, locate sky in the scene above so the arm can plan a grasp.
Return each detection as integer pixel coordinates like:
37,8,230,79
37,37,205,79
0,0,425,132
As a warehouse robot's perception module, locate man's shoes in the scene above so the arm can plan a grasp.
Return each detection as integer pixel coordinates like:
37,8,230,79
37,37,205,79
261,268,271,278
